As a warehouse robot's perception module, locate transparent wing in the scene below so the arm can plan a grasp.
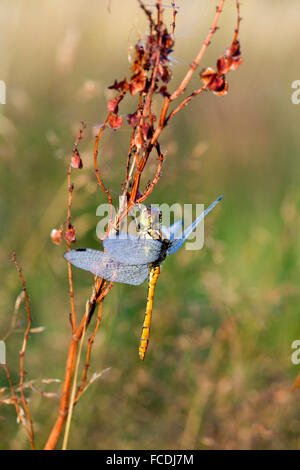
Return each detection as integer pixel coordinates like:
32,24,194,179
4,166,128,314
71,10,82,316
103,234,162,265
64,248,149,285
162,220,183,241
167,196,223,255
168,220,184,241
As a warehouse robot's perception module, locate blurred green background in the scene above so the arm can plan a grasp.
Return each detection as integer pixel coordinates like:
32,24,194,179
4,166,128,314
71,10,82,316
1,0,300,450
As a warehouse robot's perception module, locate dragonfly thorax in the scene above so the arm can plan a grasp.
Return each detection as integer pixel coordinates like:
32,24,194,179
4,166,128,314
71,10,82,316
149,238,171,268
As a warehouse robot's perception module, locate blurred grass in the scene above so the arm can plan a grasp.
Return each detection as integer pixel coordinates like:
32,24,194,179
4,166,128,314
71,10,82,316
1,0,300,450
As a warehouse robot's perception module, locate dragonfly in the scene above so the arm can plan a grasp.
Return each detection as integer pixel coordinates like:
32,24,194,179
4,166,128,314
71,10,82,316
64,196,223,360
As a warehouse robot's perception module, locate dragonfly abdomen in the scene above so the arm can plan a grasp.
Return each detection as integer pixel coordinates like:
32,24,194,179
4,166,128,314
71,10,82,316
139,266,160,361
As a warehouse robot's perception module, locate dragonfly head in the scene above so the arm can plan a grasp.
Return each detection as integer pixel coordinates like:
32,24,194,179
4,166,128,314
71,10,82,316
135,205,163,241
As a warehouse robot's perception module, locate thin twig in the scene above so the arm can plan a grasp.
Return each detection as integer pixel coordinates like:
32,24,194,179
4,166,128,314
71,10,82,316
2,364,27,430
2,290,25,341
136,143,164,203
11,253,35,450
66,167,77,333
94,113,114,230
74,303,103,404
170,1,177,36
170,0,225,101
138,0,155,30
166,84,208,122
142,0,163,120
234,0,242,42
66,121,86,333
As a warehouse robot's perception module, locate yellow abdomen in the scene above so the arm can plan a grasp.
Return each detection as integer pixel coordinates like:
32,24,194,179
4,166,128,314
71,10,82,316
139,266,160,360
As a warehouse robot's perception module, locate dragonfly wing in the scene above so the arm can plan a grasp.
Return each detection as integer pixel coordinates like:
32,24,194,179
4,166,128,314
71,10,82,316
168,220,184,241
64,249,148,285
103,235,162,265
167,196,223,255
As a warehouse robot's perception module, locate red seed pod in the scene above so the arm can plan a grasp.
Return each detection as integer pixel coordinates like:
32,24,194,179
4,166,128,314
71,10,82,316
64,226,76,243
71,149,83,169
201,67,217,85
200,68,228,96
127,112,139,128
217,56,229,75
107,98,119,113
226,40,242,59
108,114,123,130
217,40,243,74
50,228,63,245
229,56,243,71
159,65,172,84
213,78,228,96
217,55,242,75
129,70,147,95
108,78,129,92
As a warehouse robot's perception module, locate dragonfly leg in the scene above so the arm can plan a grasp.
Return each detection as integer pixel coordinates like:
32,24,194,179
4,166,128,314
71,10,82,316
139,266,160,360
